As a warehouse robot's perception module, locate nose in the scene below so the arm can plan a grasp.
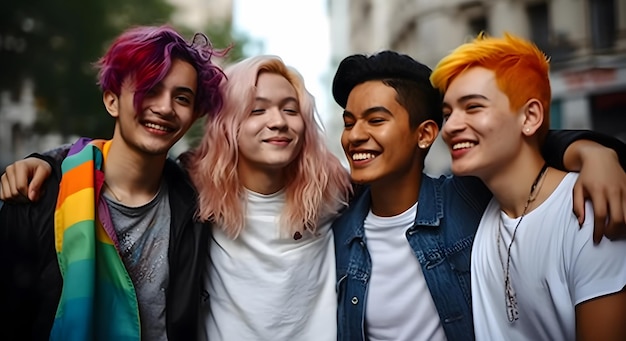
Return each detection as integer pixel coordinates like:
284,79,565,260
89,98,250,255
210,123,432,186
346,121,368,144
150,92,175,117
442,110,465,138
266,107,287,130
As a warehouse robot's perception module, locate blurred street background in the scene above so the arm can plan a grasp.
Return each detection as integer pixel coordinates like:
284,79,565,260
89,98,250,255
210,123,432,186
2,0,625,176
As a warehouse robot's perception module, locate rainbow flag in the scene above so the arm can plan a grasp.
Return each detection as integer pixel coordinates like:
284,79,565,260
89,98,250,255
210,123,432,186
51,138,141,341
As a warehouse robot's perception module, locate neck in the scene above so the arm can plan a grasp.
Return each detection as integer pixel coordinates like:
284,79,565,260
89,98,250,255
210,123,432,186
238,165,286,195
103,139,166,206
369,167,423,217
482,151,547,217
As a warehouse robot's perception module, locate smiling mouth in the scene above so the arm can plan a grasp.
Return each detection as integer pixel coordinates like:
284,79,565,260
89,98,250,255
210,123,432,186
144,122,173,132
263,138,292,143
352,152,377,161
452,141,476,150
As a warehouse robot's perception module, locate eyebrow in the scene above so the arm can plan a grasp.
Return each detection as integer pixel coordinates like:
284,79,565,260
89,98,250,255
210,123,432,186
343,106,392,118
152,83,196,97
176,86,196,97
443,94,489,107
254,96,299,105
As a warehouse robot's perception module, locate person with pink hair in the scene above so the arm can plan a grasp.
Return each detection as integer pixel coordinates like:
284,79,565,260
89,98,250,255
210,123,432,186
0,53,350,340
187,55,352,340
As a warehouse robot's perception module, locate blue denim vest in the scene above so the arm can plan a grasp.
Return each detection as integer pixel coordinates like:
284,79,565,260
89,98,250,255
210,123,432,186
333,174,492,341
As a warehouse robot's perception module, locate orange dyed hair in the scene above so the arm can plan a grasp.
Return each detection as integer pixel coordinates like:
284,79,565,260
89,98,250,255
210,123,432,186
430,32,551,138
189,55,352,239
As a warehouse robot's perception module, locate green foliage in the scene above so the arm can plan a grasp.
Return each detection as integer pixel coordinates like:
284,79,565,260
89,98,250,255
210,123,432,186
0,0,249,140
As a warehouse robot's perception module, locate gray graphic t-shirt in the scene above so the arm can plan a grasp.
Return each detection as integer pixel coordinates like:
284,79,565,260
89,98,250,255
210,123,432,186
105,181,170,341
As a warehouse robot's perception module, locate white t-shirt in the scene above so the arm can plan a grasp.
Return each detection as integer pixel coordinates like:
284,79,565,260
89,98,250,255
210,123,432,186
364,202,447,341
199,189,337,341
472,173,626,341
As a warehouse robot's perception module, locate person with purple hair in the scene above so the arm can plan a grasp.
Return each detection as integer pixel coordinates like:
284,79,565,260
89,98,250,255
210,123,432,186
0,25,226,340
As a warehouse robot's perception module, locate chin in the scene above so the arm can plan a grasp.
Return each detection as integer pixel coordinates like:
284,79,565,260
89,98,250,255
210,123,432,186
450,163,477,177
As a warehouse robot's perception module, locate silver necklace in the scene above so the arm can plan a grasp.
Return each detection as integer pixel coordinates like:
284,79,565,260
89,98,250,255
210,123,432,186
496,163,549,322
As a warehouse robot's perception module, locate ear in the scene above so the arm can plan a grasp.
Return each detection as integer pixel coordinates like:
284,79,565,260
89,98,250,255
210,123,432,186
103,90,120,118
416,119,440,149
521,99,544,136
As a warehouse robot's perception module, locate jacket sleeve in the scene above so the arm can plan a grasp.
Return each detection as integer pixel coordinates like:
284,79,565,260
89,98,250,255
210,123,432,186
542,129,626,171
0,163,63,339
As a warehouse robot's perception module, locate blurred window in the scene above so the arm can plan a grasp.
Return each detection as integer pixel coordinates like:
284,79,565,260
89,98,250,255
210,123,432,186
589,0,616,50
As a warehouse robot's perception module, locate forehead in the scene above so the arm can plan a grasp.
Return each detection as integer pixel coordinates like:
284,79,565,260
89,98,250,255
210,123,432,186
445,67,497,97
162,58,198,91
345,80,400,110
255,72,297,99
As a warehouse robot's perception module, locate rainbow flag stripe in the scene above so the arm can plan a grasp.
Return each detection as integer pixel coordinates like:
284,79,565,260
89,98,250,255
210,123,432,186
51,138,141,341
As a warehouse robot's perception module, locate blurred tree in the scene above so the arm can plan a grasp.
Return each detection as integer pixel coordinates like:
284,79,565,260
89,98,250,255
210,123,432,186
0,0,248,140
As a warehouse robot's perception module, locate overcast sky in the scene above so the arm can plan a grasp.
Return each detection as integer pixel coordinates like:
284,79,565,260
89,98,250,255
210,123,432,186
233,0,332,122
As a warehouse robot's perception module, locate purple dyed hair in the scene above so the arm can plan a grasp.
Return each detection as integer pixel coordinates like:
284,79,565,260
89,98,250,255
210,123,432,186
95,25,228,117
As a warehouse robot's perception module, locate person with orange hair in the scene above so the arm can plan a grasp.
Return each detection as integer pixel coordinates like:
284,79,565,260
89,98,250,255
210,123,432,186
431,33,626,340
331,49,626,341
187,55,352,340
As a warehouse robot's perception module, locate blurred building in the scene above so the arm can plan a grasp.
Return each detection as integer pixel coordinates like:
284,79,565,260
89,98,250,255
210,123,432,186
168,0,233,30
327,0,626,175
0,80,36,170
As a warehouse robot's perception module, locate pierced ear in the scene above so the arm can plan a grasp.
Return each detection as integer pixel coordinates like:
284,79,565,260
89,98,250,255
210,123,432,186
103,90,120,118
417,119,440,149
521,99,544,136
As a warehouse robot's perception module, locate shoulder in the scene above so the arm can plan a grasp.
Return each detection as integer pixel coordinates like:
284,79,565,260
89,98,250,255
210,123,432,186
423,173,492,214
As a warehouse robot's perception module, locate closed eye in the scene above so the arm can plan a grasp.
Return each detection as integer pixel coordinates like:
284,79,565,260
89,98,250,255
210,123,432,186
466,103,484,112
369,118,385,124
283,108,299,115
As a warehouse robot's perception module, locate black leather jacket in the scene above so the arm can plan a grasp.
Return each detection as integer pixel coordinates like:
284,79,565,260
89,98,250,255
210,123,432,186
0,156,209,340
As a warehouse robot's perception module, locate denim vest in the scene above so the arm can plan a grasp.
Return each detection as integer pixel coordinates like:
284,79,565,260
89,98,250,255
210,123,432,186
333,174,492,341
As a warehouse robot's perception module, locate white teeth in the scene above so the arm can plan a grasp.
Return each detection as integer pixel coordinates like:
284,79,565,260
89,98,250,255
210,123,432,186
145,123,170,132
352,152,376,161
452,142,475,150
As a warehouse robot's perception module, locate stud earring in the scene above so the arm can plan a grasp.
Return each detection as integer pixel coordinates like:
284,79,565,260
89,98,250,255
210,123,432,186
525,128,530,133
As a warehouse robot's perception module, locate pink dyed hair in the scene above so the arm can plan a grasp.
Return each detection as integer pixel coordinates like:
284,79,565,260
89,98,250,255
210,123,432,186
189,55,352,238
96,25,227,117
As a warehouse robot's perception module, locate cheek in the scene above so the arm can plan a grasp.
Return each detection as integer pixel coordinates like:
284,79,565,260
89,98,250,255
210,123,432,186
441,125,453,143
289,117,305,137
340,132,350,151
239,118,262,136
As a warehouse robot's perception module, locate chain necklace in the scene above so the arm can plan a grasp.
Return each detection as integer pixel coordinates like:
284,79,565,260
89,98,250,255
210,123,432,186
496,163,549,323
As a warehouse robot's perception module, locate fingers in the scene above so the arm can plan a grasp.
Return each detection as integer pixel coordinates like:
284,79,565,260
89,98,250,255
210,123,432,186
28,166,50,201
604,188,626,241
572,181,586,226
591,194,608,245
0,164,30,203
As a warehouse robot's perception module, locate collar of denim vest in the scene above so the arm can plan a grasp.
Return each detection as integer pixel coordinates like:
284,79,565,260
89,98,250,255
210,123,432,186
341,175,444,246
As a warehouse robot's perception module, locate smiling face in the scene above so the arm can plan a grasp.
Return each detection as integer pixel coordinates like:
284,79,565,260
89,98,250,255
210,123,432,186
107,58,198,157
341,80,423,186
236,72,305,181
441,66,525,179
